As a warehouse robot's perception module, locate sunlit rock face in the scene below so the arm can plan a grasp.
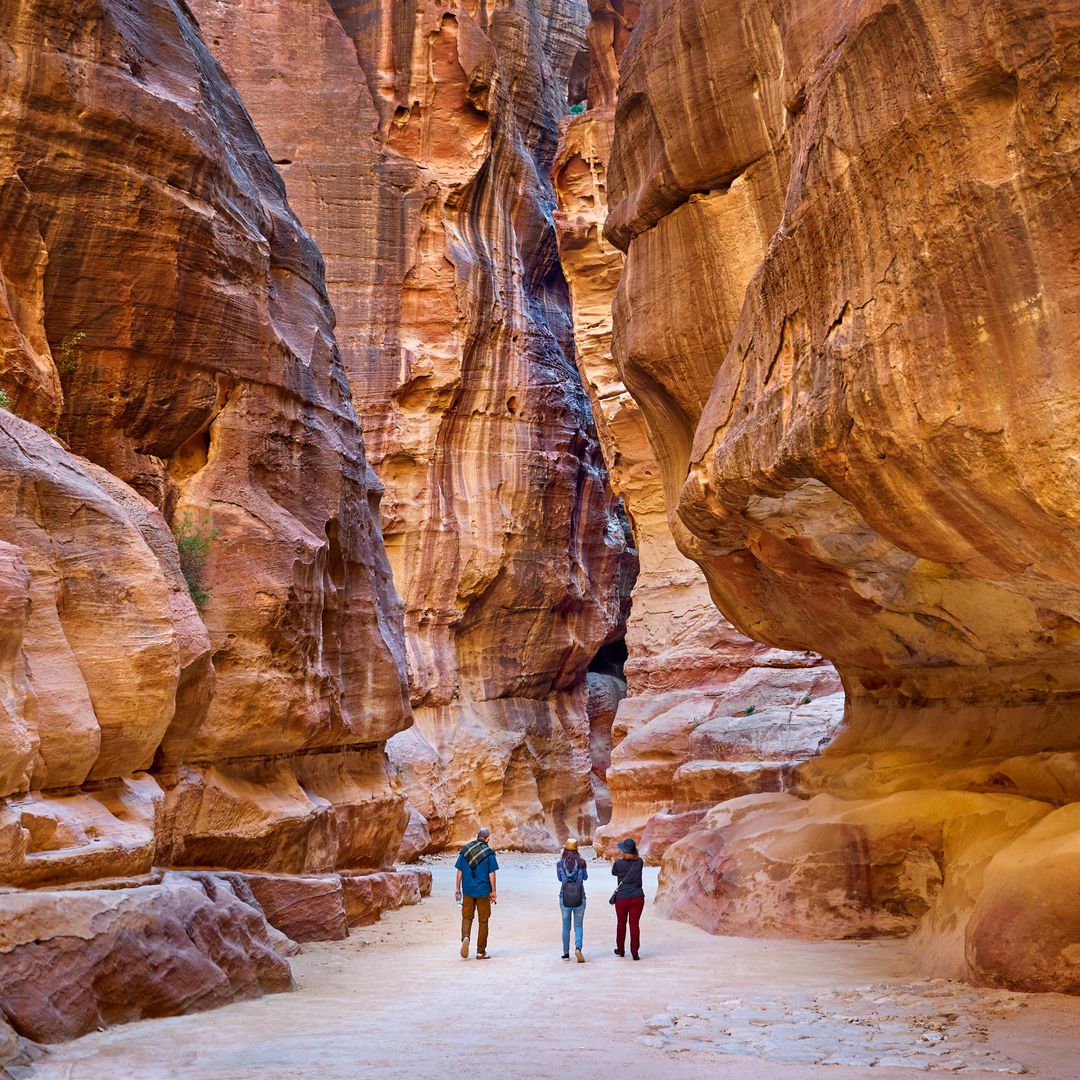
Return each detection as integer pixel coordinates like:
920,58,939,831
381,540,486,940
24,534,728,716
607,0,1080,991
190,0,636,851
552,0,843,862
0,0,412,885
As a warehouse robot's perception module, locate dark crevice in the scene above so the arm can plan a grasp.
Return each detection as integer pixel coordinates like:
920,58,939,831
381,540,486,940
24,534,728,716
588,637,628,680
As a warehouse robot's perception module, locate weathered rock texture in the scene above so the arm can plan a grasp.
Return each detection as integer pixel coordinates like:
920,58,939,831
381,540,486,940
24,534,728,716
0,873,295,1043
0,1014,38,1079
552,0,843,862
0,0,428,1040
189,0,636,852
0,0,413,881
230,866,431,942
606,0,1080,992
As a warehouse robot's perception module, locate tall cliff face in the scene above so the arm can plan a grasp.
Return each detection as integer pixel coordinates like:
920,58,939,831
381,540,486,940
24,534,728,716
0,0,412,885
607,0,1080,992
189,0,636,851
553,1,843,862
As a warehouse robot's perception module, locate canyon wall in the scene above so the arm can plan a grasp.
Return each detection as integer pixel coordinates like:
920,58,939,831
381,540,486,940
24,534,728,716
606,0,1080,992
0,0,426,1038
189,0,637,852
552,0,844,862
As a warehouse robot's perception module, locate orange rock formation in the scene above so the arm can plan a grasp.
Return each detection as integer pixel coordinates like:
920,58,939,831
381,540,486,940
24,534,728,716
1,0,1076,1052
189,0,637,852
0,0,423,1035
605,0,1080,993
552,0,844,863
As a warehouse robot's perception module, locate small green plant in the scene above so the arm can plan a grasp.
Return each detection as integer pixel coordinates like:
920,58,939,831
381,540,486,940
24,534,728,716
0,389,9,411
172,511,218,609
744,705,756,716
802,694,812,705
569,102,586,116
56,331,86,376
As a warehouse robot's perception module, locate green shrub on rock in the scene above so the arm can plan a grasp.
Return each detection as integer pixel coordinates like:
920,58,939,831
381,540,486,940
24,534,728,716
172,511,218,609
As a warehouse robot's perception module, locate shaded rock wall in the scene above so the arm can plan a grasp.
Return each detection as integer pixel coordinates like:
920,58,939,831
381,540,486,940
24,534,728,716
552,1,843,862
606,0,1080,992
0,0,428,1039
0,0,413,887
189,0,637,851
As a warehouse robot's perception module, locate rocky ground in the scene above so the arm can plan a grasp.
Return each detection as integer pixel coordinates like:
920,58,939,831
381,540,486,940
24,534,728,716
25,855,1080,1079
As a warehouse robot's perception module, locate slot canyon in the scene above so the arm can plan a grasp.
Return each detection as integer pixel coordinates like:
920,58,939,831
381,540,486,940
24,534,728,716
0,1,1077,1077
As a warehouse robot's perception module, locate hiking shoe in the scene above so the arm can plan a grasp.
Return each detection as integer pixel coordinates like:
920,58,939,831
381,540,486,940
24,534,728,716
632,953,640,961
562,953,570,960
614,949,625,957
476,951,490,959
575,949,585,964
460,937,470,959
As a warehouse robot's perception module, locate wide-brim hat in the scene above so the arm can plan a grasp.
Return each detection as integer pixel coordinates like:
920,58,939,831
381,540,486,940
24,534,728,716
617,838,638,855
565,837,579,850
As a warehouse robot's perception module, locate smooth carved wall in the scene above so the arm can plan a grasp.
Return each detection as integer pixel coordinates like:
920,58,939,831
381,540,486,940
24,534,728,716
0,0,413,888
189,0,637,851
605,0,1080,993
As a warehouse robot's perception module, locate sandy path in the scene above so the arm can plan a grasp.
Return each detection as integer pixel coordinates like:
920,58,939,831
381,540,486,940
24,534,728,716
31,853,1080,1079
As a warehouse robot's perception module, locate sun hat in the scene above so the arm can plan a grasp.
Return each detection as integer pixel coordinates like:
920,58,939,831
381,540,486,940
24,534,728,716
565,837,579,850
617,838,638,855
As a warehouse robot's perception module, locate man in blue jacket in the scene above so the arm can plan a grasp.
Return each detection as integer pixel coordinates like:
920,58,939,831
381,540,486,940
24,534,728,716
455,827,499,959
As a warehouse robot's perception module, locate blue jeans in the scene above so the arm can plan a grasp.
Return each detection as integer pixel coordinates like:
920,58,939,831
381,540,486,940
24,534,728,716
560,896,586,952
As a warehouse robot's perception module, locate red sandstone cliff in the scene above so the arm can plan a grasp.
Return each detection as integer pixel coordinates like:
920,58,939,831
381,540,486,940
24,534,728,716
188,0,637,852
605,0,1080,993
1,0,1076,1045
0,0,423,1037
0,0,414,884
552,0,843,863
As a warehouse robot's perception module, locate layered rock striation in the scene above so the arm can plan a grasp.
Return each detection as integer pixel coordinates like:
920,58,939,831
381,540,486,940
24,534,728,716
0,0,424,1037
0,873,297,1043
553,0,843,862
606,0,1080,992
190,0,636,852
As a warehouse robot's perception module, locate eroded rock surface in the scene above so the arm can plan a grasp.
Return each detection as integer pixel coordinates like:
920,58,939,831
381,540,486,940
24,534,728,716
0,0,412,883
552,1,843,862
606,0,1080,992
0,1014,37,1079
0,873,295,1043
642,981,1030,1073
602,674,844,861
0,0,426,1041
189,0,636,852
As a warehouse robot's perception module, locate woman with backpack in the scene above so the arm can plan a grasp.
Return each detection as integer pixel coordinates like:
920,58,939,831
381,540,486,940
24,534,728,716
557,838,588,962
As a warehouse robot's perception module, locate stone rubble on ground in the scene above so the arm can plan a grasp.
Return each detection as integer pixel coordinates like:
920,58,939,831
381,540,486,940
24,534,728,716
640,980,1029,1073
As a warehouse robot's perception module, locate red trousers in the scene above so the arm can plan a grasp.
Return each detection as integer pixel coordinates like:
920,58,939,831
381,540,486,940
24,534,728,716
615,895,644,955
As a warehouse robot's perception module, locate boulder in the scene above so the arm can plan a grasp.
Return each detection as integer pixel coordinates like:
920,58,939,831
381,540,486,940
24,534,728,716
657,791,1050,943
0,873,294,1043
238,874,349,944
967,803,1080,994
341,871,426,928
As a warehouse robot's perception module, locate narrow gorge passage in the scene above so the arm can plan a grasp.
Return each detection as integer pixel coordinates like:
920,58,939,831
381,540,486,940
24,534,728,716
2,0,1080,1074
30,856,1080,1080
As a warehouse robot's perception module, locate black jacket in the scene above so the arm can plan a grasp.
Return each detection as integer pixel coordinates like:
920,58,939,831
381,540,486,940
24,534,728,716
612,857,645,899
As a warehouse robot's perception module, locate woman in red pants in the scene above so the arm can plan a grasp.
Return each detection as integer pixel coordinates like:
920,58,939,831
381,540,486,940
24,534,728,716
611,837,645,959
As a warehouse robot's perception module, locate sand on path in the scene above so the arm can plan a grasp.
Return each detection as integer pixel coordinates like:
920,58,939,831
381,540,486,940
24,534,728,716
29,853,1080,1080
